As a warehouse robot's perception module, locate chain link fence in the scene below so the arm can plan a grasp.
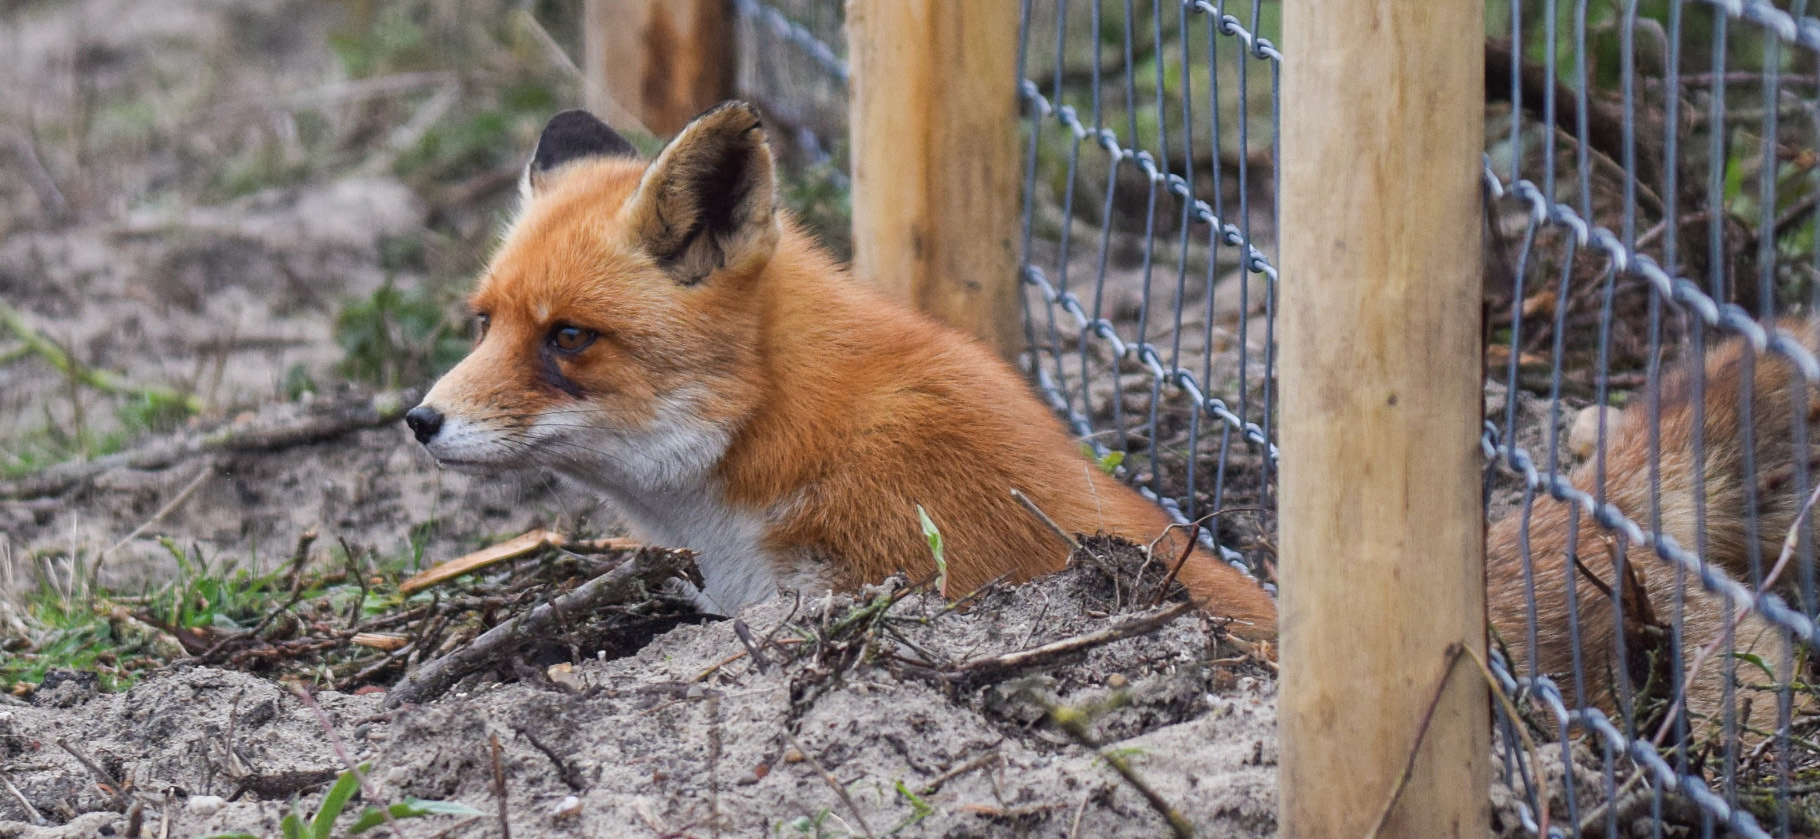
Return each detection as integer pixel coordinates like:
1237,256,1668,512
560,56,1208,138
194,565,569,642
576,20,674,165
730,0,848,180
1486,1,1820,835
738,0,1820,833
730,0,1281,575
1015,1,1282,581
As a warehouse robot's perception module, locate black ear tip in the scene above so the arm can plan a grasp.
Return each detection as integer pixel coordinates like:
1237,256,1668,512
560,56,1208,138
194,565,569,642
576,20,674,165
544,109,607,132
533,109,638,172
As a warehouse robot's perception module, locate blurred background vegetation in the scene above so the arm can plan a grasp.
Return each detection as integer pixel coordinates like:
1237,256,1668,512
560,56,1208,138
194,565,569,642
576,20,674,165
0,0,855,481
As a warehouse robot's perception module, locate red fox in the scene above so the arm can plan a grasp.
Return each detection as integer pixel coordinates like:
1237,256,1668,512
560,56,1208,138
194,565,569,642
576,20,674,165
1488,318,1820,722
404,104,1278,637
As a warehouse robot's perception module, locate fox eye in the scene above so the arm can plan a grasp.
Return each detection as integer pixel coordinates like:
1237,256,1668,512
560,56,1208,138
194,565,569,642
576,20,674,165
474,313,490,340
549,325,597,354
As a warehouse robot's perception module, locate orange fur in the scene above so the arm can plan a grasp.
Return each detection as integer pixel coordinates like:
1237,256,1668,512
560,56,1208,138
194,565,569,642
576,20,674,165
412,104,1277,638
1488,317,1820,722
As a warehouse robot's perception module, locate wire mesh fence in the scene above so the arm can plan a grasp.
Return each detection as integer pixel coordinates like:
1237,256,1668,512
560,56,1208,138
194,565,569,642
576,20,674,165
738,0,1820,833
736,0,1284,575
1485,1,1820,835
1013,1,1282,582
730,0,848,176
729,0,851,259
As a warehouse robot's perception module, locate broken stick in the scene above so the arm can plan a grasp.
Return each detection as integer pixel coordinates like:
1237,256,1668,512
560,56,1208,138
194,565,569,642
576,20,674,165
386,547,698,707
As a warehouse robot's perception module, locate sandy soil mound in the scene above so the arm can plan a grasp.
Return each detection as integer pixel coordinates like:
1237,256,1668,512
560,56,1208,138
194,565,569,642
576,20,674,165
1,554,1281,839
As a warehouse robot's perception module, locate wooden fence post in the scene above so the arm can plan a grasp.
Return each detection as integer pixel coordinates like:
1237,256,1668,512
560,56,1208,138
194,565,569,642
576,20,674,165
1278,0,1488,836
846,1,1023,360
582,0,736,137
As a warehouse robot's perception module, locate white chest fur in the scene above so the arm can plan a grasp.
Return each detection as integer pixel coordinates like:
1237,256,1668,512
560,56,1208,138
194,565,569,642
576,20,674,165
589,479,790,614
534,397,815,615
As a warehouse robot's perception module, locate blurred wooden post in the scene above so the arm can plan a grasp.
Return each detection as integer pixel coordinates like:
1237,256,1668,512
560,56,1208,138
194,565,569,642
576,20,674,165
847,1,1022,359
583,0,736,136
1278,0,1488,836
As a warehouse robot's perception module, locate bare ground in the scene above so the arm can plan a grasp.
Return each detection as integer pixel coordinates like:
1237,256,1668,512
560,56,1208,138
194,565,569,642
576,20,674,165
2,553,1283,839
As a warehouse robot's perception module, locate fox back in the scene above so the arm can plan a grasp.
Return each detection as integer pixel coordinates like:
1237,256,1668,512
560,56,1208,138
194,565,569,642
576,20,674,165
407,105,1277,636
1488,318,1820,724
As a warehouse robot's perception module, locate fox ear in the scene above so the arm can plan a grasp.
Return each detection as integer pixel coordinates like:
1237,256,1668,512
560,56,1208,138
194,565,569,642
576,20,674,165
523,110,638,197
625,102,779,285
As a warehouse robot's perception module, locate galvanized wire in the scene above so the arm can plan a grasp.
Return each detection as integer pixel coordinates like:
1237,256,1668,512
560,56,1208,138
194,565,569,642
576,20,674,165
729,0,849,189
732,0,1820,833
1016,1,1282,575
1487,1,1820,835
736,1,1283,574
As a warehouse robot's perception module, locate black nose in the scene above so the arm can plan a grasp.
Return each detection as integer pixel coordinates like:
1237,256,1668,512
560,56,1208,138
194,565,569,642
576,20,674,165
405,405,444,444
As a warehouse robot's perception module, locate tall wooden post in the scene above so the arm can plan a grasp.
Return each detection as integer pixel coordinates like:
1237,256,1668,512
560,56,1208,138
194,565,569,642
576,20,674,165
846,1,1023,359
583,0,736,137
1278,0,1488,836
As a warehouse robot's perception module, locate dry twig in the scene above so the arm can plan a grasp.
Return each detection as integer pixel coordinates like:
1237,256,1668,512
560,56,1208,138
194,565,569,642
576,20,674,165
293,685,406,839
54,737,127,807
1010,488,1080,552
90,462,214,591
398,529,634,595
489,733,511,839
1462,646,1552,838
1037,696,1193,839
1363,644,1467,839
386,548,698,706
782,730,877,839
1,770,44,825
918,750,1003,797
1149,522,1199,607
938,602,1191,683
1653,480,1820,749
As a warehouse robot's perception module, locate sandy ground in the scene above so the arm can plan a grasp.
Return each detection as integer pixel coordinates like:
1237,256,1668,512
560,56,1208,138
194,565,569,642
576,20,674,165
1,558,1284,839
0,0,584,582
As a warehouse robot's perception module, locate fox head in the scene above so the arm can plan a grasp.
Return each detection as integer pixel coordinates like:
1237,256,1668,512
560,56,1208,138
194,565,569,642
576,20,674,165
406,104,781,489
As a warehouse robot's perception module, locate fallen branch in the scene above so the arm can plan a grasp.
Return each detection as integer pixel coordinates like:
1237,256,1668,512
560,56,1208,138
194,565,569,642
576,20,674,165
1,393,415,499
386,548,700,707
938,602,1192,683
399,530,640,595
